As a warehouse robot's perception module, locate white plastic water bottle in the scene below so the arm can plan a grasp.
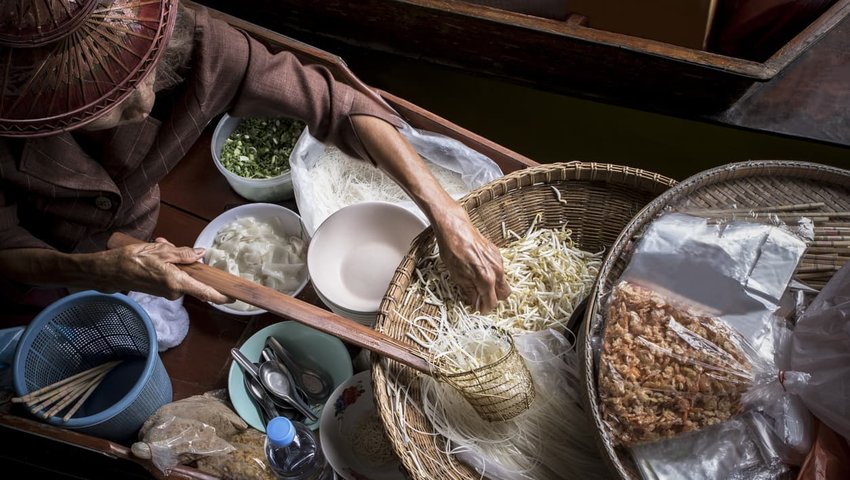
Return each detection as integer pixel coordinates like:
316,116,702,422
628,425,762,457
265,416,334,480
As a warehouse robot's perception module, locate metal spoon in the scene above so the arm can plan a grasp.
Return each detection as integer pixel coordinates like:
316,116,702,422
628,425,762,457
231,349,280,425
260,349,304,420
243,375,279,426
262,347,305,399
266,336,333,404
258,360,318,421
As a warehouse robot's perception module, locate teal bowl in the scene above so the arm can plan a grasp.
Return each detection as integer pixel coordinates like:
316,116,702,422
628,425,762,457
228,321,352,431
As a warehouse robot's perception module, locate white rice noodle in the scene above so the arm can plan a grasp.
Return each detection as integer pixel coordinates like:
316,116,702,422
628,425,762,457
304,145,469,225
206,216,306,310
411,314,609,480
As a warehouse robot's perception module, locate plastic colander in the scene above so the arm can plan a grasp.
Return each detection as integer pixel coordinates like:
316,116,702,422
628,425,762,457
12,291,172,442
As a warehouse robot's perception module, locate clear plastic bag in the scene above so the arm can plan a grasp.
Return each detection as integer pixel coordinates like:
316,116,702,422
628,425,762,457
596,209,850,479
598,213,811,445
196,428,276,480
131,416,235,474
289,122,503,235
132,394,249,474
788,260,850,442
631,410,791,480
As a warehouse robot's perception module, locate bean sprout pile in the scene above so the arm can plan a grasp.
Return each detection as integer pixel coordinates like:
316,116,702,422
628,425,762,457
410,214,603,335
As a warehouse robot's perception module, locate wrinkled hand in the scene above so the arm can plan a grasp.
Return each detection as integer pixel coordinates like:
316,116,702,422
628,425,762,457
433,206,510,313
98,237,229,304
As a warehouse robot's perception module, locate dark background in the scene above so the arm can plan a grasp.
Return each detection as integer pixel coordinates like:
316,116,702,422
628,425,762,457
329,46,850,181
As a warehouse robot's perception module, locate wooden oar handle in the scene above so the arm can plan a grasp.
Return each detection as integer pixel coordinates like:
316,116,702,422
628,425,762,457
108,232,431,373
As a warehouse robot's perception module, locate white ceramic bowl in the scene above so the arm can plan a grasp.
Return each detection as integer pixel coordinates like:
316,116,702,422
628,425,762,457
314,288,377,327
194,203,310,316
211,113,298,202
308,201,426,315
320,370,405,480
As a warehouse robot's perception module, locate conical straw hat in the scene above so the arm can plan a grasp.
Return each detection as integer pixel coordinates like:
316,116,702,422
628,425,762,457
0,0,177,137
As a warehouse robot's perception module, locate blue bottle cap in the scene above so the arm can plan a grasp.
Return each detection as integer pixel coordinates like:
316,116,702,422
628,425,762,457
267,416,296,447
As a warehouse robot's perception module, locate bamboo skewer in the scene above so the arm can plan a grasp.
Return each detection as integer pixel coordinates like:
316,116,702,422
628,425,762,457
42,380,95,419
61,370,111,422
12,361,121,422
810,240,850,247
680,202,827,215
12,360,120,404
24,367,109,410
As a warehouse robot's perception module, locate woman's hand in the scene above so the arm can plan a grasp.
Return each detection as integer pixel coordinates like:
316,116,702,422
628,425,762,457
0,238,228,304
352,115,510,312
432,205,510,313
98,237,229,304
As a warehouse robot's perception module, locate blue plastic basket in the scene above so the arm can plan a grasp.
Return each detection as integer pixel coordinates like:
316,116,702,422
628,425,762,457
13,291,172,442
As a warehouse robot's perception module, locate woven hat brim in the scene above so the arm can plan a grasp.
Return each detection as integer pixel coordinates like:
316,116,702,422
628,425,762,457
0,0,178,137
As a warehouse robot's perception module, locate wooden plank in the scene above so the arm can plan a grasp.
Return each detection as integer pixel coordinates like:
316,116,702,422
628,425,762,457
197,0,848,114
0,413,219,480
719,16,850,147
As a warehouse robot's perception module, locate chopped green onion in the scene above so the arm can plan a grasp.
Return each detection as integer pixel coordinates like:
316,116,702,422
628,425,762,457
219,117,304,179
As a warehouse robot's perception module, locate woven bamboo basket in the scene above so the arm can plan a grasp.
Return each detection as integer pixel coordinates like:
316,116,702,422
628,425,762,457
579,160,850,480
371,161,676,480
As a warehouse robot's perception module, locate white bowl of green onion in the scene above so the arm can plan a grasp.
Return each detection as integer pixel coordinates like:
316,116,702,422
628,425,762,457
212,113,305,202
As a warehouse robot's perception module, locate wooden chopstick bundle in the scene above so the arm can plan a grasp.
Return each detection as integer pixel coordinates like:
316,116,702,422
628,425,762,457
12,360,121,423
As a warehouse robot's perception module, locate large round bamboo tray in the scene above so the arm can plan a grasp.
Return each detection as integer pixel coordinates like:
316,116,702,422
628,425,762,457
372,161,676,480
579,160,850,479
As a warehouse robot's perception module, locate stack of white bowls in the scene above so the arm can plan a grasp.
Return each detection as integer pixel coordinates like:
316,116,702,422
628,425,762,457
307,202,427,326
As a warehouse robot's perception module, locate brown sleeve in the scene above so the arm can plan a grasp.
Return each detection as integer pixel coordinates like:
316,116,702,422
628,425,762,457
0,198,53,251
194,7,403,162
0,145,54,252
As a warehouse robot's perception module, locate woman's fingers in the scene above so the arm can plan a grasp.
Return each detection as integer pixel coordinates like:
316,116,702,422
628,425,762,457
120,240,225,302
474,284,500,314
436,217,510,313
134,239,204,265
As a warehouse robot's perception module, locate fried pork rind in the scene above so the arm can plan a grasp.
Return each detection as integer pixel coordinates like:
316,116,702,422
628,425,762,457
599,282,753,446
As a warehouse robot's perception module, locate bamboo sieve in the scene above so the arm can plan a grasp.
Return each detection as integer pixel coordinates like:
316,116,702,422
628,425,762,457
107,232,534,421
580,160,850,479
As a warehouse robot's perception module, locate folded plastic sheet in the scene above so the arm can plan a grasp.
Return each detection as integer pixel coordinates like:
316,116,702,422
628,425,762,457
632,411,790,480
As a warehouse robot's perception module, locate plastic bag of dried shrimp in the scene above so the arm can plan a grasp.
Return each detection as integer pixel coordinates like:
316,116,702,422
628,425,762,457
595,212,832,478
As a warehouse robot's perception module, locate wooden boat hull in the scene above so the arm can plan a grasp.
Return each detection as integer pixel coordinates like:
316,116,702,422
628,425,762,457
197,0,850,114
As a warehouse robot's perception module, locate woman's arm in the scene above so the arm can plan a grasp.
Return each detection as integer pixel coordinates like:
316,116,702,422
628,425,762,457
352,115,510,313
202,9,509,310
0,239,228,303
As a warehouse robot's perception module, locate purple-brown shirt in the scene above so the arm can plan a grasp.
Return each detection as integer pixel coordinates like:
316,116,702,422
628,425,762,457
0,5,401,254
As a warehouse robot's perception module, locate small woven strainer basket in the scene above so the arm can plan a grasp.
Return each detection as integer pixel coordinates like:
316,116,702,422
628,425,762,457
372,161,676,480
